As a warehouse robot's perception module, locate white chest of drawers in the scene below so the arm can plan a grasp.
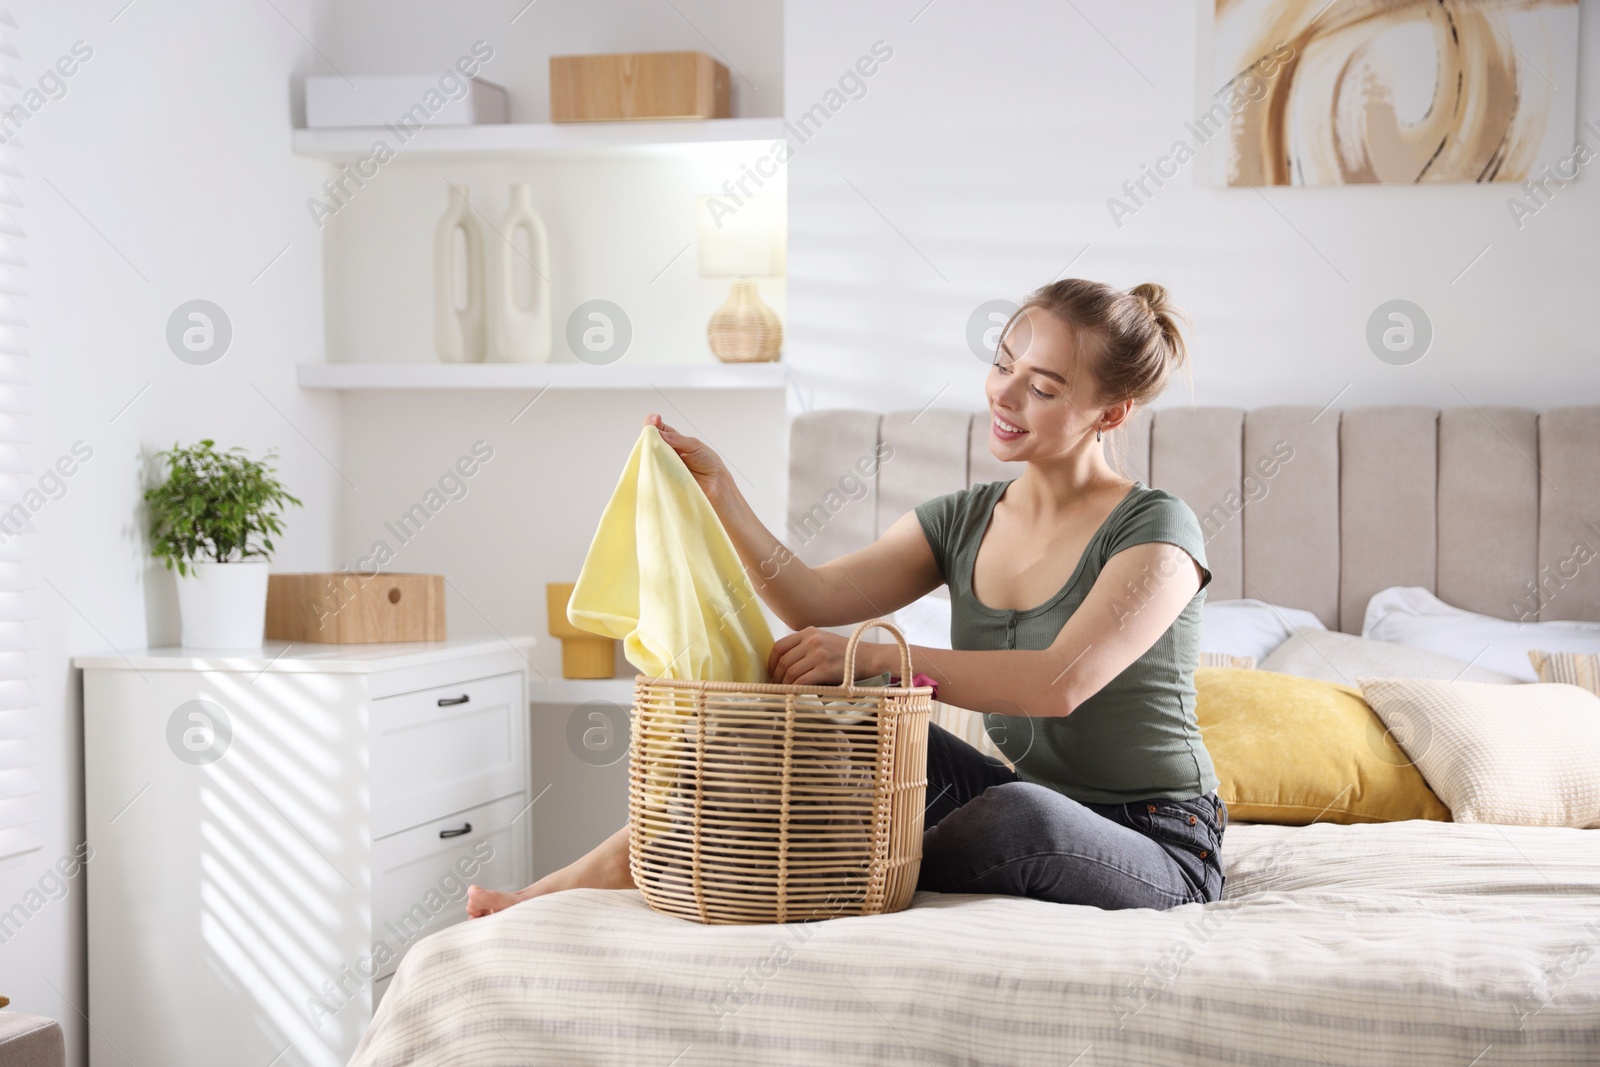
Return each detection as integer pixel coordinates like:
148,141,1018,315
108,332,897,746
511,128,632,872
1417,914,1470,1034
74,637,536,1067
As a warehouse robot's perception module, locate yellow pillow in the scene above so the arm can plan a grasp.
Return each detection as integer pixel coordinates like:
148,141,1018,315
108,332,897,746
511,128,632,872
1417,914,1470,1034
1193,667,1450,825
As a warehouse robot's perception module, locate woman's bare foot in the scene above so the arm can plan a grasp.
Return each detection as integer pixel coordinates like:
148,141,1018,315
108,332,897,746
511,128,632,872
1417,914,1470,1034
466,824,634,918
465,885,521,918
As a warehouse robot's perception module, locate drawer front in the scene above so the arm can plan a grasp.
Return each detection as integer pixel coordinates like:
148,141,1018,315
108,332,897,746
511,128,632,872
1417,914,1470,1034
372,671,526,837
372,792,531,981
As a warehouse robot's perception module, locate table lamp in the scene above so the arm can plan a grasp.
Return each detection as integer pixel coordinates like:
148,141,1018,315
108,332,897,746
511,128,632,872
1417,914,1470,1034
697,193,785,362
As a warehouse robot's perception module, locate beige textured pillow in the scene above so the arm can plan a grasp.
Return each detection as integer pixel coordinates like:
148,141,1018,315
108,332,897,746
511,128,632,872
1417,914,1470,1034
1528,650,1600,696
1358,677,1600,827
1200,651,1256,670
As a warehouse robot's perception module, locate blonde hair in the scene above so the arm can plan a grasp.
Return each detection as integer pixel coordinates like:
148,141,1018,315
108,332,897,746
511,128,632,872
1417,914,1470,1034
999,278,1191,410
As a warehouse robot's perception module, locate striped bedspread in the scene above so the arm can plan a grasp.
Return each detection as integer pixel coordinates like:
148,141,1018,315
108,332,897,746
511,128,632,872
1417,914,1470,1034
351,820,1600,1066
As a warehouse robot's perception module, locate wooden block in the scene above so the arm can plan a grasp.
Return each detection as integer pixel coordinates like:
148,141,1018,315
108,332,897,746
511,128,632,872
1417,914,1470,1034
266,573,445,644
550,51,730,122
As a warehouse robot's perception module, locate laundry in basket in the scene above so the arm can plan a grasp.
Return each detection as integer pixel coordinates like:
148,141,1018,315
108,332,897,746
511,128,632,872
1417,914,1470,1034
628,621,932,923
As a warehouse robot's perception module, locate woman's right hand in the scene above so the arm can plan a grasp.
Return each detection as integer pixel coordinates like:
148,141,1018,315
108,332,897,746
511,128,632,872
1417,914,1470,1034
643,413,730,502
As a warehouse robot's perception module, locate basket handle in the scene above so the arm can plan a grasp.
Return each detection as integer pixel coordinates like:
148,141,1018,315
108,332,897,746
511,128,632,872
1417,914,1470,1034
842,617,915,693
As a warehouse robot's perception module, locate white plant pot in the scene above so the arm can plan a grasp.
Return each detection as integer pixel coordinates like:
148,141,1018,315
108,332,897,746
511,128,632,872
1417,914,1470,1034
176,560,270,649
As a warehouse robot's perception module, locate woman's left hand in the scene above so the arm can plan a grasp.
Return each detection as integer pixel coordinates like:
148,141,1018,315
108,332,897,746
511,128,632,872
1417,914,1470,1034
769,626,877,685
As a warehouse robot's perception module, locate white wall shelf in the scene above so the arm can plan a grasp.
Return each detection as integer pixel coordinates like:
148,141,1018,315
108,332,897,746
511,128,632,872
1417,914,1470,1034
292,118,787,161
297,361,787,391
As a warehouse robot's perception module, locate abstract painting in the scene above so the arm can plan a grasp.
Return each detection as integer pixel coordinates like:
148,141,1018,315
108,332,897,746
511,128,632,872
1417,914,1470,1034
1210,0,1580,185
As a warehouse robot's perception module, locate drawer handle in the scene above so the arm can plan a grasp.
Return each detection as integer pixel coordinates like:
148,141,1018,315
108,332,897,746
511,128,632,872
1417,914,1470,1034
439,822,472,839
437,694,471,707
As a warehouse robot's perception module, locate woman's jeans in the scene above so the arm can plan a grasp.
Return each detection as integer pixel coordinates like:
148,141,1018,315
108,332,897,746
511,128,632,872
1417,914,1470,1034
916,722,1228,910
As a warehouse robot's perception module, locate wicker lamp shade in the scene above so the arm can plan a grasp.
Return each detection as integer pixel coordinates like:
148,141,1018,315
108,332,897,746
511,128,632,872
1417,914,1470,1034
628,618,932,924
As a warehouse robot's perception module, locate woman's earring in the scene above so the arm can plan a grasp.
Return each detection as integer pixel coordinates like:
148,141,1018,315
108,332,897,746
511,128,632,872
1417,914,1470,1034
1096,427,1103,442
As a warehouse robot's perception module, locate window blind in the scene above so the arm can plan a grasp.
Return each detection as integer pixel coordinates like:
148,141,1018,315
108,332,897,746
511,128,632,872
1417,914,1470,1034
0,18,38,860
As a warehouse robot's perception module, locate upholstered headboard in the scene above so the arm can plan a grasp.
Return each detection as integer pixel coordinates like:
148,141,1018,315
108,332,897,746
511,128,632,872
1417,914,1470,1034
786,406,1600,633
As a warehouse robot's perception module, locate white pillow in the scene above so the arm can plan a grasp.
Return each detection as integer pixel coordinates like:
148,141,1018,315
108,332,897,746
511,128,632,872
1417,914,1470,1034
1359,676,1600,827
1200,599,1326,662
892,590,952,651
1362,586,1600,683
900,594,1323,663
1260,628,1518,687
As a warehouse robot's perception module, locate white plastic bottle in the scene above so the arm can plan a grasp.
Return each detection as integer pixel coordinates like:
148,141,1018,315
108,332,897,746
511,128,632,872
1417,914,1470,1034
487,183,553,363
433,185,487,363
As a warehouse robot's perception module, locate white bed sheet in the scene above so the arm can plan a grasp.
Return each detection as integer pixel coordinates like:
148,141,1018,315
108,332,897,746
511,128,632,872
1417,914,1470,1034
351,820,1600,1066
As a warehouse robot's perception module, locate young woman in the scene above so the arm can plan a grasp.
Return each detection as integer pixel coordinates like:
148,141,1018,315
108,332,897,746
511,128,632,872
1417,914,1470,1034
468,277,1225,916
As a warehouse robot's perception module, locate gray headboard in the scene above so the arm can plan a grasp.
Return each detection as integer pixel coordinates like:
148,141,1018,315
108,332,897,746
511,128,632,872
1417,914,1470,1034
786,406,1600,633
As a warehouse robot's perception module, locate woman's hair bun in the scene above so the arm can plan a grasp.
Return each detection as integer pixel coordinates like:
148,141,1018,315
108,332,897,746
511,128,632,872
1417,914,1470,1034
1128,282,1186,371
1128,282,1169,317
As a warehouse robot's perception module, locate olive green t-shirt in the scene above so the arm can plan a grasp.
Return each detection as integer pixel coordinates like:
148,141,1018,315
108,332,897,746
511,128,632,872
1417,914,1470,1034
912,479,1219,805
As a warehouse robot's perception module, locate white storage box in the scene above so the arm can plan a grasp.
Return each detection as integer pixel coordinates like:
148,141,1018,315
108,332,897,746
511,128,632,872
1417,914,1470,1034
305,74,508,128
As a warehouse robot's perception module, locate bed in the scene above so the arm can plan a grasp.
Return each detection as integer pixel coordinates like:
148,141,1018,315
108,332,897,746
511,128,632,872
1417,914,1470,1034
353,404,1600,1065
353,820,1600,1065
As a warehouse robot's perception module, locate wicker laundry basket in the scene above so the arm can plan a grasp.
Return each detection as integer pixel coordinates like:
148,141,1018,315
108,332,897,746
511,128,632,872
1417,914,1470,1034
628,618,933,925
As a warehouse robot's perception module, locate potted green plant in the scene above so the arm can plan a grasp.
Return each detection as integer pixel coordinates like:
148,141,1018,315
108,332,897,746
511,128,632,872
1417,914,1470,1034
145,440,302,649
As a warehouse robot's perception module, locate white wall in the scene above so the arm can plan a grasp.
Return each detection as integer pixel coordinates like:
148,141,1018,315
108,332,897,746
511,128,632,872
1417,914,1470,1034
13,2,338,1063
781,0,1600,416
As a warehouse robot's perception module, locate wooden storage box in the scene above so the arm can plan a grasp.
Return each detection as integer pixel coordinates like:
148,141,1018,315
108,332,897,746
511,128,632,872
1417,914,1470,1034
266,572,445,644
550,51,730,122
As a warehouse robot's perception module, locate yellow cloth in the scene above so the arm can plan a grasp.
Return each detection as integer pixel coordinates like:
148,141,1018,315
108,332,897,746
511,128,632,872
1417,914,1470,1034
1194,667,1451,825
567,424,773,681
568,425,775,853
